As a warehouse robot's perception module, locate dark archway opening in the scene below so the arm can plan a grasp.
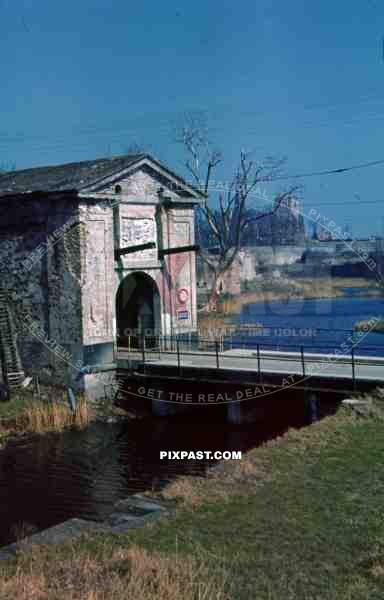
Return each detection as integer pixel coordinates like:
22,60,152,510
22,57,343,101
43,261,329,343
116,272,160,349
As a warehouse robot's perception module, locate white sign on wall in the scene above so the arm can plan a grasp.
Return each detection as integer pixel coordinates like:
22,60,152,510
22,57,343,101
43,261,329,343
120,218,156,259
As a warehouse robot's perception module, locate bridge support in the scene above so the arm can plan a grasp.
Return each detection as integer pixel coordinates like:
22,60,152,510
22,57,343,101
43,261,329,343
226,401,243,424
306,391,319,424
151,399,174,417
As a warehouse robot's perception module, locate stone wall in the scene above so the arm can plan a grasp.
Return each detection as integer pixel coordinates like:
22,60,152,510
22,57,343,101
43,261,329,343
82,167,198,335
164,206,197,332
0,165,199,396
0,194,82,383
78,201,115,369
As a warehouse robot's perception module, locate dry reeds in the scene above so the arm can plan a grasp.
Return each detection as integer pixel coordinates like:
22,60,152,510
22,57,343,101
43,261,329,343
197,314,232,338
16,397,90,434
221,277,380,316
0,544,230,600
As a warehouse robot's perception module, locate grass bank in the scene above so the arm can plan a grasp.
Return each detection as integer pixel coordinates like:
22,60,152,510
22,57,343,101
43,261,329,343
2,407,384,598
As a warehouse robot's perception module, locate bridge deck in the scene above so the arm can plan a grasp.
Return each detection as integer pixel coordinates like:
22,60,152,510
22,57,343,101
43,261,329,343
117,347,384,384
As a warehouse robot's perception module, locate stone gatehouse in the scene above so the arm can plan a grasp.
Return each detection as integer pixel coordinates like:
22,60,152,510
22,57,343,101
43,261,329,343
0,153,201,395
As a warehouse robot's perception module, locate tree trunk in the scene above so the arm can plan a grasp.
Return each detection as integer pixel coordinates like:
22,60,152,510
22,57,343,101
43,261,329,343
202,266,229,313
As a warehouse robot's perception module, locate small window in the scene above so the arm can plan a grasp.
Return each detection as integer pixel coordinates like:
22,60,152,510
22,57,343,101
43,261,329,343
115,184,122,194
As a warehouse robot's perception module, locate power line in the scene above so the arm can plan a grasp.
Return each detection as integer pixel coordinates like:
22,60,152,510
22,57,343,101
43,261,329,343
1,121,384,188
304,199,383,208
270,158,384,181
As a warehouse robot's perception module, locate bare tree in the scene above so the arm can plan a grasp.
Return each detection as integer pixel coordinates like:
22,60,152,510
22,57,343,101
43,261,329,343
178,113,300,311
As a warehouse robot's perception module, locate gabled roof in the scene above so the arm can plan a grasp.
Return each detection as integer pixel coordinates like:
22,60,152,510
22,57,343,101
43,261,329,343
0,153,204,199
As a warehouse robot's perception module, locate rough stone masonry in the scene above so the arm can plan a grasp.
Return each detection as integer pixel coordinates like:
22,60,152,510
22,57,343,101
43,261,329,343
0,153,202,399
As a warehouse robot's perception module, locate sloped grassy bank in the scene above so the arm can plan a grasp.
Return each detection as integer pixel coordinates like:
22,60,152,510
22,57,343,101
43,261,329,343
1,405,384,599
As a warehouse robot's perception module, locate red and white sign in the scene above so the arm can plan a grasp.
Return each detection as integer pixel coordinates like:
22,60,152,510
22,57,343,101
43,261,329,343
177,288,189,304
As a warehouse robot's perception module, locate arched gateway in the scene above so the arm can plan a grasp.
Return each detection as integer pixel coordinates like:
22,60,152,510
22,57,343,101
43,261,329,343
116,272,160,348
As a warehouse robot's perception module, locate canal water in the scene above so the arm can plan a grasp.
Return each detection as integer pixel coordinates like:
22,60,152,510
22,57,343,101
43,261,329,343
1,295,379,547
238,296,384,355
0,408,312,547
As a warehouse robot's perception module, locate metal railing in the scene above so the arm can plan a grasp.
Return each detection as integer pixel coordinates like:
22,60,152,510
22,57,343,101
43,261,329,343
118,332,384,389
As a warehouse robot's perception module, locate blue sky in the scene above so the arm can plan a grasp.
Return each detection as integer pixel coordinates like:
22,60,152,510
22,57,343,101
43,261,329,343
1,0,384,237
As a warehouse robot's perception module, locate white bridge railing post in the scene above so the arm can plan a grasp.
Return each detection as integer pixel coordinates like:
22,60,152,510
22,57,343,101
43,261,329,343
352,347,356,390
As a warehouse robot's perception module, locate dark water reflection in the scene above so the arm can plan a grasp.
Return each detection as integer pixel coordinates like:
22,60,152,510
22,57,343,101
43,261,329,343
0,410,309,546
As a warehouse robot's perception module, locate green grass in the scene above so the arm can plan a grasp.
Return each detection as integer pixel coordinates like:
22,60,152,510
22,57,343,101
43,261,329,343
135,413,384,599
2,410,384,598
0,392,34,420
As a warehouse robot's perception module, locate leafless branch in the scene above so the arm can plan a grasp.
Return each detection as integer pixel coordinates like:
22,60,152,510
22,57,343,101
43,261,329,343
176,113,301,310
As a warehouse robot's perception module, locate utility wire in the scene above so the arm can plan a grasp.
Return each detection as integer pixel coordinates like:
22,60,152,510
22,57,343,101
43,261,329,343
270,158,384,181
254,198,382,208
303,199,383,208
